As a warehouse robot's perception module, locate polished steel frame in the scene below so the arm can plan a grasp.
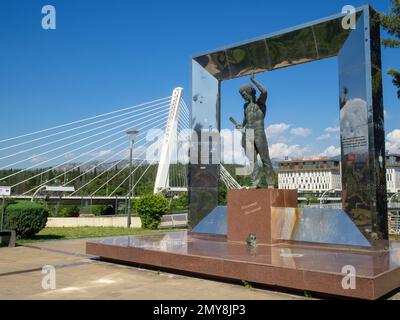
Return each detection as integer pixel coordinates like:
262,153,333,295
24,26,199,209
189,5,387,244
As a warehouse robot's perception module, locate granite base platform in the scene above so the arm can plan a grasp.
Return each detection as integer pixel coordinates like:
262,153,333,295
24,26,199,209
86,231,400,300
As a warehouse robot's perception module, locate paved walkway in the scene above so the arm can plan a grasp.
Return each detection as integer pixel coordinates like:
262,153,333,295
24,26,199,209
1,238,399,300
0,239,306,300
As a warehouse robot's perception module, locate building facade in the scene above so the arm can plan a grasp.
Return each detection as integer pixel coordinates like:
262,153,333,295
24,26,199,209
386,154,400,194
277,158,341,194
277,155,400,195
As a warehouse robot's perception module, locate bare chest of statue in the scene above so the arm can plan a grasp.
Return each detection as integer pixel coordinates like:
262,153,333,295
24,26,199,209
245,102,265,129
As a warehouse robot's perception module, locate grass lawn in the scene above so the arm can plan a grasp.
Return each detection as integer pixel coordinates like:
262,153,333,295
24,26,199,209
17,227,186,245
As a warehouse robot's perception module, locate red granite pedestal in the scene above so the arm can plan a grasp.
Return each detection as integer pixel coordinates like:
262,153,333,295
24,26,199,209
227,189,297,245
86,189,400,300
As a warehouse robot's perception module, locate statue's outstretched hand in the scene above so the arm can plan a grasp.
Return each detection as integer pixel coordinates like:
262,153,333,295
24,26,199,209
250,71,255,81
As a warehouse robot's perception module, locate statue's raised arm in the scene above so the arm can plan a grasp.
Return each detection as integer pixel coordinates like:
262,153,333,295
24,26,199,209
250,71,268,105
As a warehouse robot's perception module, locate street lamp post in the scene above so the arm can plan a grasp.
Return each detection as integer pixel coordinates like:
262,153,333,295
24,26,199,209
126,130,139,228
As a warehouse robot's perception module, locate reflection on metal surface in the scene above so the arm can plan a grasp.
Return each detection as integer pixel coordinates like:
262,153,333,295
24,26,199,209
192,9,363,80
272,207,371,247
192,206,227,235
188,187,219,229
96,232,189,254
189,60,220,228
339,7,388,242
267,27,318,70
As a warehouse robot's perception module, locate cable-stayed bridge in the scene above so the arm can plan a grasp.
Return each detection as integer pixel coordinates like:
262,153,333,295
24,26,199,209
0,88,240,205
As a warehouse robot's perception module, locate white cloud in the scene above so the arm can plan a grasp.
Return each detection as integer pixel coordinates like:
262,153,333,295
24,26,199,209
291,127,311,137
384,110,390,119
64,152,75,159
317,134,332,141
221,129,247,164
269,143,311,159
30,155,49,164
340,98,368,139
386,129,400,153
319,146,341,157
325,127,340,133
89,150,113,158
266,123,290,138
220,130,311,164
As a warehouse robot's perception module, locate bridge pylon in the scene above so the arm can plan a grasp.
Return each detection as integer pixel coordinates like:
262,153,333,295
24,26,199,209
153,87,184,194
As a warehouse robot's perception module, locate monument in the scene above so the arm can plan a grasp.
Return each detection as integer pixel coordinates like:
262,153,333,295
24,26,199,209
87,5,400,299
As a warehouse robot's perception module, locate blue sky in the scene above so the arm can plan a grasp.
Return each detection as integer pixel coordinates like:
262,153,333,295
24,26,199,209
0,0,399,163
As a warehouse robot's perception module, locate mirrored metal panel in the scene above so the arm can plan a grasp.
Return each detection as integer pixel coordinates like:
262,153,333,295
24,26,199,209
193,9,364,81
266,27,318,70
193,51,230,80
338,7,387,242
312,17,352,58
192,206,227,235
272,207,371,247
189,61,220,229
191,60,219,132
226,40,270,78
188,187,219,228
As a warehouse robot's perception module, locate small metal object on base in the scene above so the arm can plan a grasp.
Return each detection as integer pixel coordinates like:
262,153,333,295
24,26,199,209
246,234,257,247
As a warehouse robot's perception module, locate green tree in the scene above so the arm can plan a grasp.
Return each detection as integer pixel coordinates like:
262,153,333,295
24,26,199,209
381,0,400,98
304,193,319,205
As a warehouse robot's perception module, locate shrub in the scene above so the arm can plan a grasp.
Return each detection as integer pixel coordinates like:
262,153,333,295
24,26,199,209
86,205,104,216
304,194,319,204
90,205,115,216
57,205,80,217
136,194,169,229
4,201,49,239
170,193,188,212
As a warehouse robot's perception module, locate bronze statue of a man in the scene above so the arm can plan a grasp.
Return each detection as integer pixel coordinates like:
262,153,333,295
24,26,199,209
235,72,276,189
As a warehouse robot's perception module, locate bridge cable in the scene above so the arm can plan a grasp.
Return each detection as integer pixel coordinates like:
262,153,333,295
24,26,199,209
0,99,171,152
1,109,169,179
0,96,171,144
7,112,169,189
0,102,170,164
69,124,168,197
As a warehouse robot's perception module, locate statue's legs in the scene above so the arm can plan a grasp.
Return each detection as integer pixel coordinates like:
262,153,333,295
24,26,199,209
242,131,261,188
254,128,276,188
250,147,261,188
242,128,276,188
